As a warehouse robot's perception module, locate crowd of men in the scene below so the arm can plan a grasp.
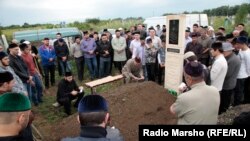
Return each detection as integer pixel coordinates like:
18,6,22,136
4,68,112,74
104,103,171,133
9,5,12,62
0,22,250,140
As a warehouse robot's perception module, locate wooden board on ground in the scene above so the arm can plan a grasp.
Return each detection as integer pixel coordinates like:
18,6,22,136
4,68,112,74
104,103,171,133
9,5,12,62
85,75,123,88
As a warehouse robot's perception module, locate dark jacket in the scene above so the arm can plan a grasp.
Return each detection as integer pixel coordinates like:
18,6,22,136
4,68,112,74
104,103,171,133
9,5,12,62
98,41,112,58
8,54,30,83
222,53,241,90
55,44,70,60
61,126,123,141
0,136,23,141
185,42,203,61
57,79,79,103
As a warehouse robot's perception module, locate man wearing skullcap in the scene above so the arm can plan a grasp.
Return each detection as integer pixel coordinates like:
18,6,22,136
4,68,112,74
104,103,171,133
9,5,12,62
170,62,220,124
0,50,27,95
57,72,84,115
62,94,123,141
8,43,34,103
0,93,31,141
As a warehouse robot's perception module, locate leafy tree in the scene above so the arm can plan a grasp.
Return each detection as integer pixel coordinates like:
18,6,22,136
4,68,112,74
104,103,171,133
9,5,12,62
235,4,249,25
85,18,100,25
22,22,29,28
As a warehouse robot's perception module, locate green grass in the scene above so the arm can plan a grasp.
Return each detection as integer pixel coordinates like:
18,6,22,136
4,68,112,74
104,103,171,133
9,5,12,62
32,59,123,124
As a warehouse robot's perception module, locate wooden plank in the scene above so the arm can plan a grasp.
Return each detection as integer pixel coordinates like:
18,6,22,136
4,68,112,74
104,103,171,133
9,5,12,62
85,75,124,88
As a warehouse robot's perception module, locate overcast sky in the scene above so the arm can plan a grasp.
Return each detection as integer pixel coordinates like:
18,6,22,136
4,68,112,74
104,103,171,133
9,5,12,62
0,0,249,26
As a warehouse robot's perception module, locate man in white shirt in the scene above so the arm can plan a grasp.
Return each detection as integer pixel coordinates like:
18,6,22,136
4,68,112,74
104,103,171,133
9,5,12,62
146,28,162,49
129,31,141,54
234,36,250,106
210,42,228,92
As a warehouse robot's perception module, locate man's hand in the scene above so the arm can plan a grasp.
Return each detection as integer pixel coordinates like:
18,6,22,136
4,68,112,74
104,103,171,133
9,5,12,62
160,63,165,68
30,80,35,87
89,50,94,54
28,76,33,82
133,76,139,80
49,58,54,62
71,90,78,96
140,76,145,80
62,56,67,61
105,50,109,55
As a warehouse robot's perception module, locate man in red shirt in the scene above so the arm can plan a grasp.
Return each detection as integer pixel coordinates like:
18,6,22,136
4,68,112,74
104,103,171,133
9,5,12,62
20,43,43,106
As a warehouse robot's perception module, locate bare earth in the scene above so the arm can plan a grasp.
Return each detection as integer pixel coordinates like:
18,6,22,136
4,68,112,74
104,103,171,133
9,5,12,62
39,81,177,141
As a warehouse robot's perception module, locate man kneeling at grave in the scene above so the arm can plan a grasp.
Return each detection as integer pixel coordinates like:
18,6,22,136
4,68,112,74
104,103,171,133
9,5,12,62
57,72,84,115
62,94,124,141
122,57,144,83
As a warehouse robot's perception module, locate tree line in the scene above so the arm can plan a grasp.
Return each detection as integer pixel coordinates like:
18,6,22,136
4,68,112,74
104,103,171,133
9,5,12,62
163,3,250,17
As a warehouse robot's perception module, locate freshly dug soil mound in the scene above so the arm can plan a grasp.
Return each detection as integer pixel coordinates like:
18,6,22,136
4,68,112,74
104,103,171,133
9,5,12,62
51,81,177,141
218,104,250,125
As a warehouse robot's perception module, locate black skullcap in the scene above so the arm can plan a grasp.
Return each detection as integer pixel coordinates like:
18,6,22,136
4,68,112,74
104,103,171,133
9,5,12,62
125,30,130,34
75,36,80,40
184,61,203,77
236,36,248,44
8,43,19,49
78,94,108,113
225,34,234,39
58,38,64,43
83,31,89,35
20,39,25,44
0,71,14,83
65,71,72,77
132,31,140,35
19,43,28,51
218,27,225,31
103,29,108,32
0,52,8,60
216,35,226,42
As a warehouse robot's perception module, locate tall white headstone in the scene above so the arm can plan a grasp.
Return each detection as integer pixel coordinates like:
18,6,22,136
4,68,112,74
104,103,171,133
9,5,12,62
164,15,186,93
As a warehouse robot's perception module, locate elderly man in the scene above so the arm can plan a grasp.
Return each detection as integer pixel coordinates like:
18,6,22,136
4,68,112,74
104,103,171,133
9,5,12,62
62,94,123,141
122,57,144,84
0,93,31,141
170,62,220,124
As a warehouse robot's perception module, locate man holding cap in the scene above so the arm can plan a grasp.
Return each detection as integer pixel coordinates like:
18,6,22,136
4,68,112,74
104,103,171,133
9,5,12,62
220,42,241,114
170,62,220,124
0,93,31,140
57,72,84,116
62,94,123,141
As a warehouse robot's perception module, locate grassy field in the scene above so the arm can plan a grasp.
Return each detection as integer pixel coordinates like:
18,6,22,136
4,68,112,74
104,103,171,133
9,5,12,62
32,59,123,123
